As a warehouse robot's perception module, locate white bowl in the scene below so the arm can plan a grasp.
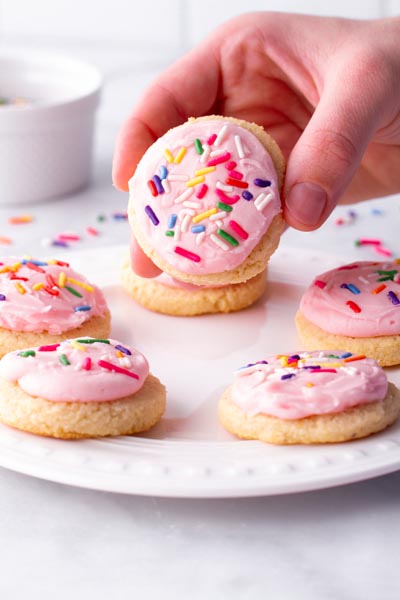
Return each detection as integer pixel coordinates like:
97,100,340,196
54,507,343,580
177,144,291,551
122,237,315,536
0,49,102,205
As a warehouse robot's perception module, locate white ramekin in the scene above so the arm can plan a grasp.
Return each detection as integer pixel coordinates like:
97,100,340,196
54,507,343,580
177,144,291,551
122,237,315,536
0,49,102,205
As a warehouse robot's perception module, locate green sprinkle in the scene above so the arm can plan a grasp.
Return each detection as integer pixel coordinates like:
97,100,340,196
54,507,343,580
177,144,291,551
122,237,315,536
327,354,339,358
165,230,174,237
217,229,239,247
354,240,361,247
59,354,70,366
377,270,397,282
65,285,83,298
76,338,111,345
97,214,106,222
216,201,233,212
194,138,203,155
19,350,35,358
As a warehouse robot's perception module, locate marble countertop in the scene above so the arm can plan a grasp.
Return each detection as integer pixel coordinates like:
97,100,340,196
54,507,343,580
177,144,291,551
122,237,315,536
0,41,399,600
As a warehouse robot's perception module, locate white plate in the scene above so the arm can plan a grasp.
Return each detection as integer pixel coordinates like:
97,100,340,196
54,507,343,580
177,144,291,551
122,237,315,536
0,244,399,498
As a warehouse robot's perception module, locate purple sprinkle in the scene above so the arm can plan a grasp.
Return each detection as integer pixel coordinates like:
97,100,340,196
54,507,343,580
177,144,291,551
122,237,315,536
388,291,400,306
145,205,159,226
303,365,320,369
340,283,348,289
289,354,300,360
52,240,69,248
0,294,6,301
281,373,295,380
254,178,271,188
152,175,164,194
115,344,132,356
242,191,253,201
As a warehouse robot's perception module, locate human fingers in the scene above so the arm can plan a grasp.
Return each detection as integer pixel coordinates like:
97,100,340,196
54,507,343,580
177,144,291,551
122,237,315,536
112,44,220,191
284,49,393,231
130,236,162,278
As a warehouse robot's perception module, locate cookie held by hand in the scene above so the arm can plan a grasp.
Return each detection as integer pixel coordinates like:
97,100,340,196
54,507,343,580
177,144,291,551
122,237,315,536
128,116,285,286
218,351,400,444
0,338,166,439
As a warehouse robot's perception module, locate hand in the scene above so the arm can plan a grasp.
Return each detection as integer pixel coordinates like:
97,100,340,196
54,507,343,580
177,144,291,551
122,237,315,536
113,12,400,275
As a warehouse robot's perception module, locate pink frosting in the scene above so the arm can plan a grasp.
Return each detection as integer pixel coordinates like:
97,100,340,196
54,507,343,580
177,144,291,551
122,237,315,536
129,118,281,274
300,261,400,337
155,272,222,291
231,351,388,420
0,257,108,334
0,338,149,402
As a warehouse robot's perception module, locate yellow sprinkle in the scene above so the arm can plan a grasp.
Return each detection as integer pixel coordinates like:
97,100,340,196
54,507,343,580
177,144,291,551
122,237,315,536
186,175,205,188
192,208,218,224
174,147,187,164
305,382,315,388
15,282,26,294
0,266,11,274
10,262,21,272
58,272,67,288
47,259,57,265
316,362,344,368
280,357,289,367
195,167,216,176
32,283,44,291
66,277,94,292
70,340,86,351
164,148,174,163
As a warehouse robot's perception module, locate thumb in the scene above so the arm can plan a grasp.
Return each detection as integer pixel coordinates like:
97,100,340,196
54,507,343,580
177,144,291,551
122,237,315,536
284,69,381,231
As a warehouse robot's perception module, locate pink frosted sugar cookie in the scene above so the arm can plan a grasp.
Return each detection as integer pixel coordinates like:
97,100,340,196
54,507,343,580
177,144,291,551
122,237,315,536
0,257,111,356
218,351,400,444
296,260,400,366
121,257,267,316
0,337,166,438
128,116,285,286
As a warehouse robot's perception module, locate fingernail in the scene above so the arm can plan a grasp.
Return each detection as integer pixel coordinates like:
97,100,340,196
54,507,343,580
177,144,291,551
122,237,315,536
285,182,327,227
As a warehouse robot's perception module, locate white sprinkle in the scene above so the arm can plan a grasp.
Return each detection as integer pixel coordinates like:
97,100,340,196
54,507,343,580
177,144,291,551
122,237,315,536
196,231,206,245
214,124,229,147
161,178,171,193
210,149,225,158
255,191,274,211
216,181,233,193
178,208,195,220
119,357,132,368
181,214,192,233
174,187,194,204
168,174,189,181
234,135,245,158
41,237,52,247
240,158,258,167
341,366,357,376
211,233,229,251
174,225,181,243
200,143,211,164
358,276,369,284
367,272,378,278
183,200,201,209
215,220,224,228
210,211,227,221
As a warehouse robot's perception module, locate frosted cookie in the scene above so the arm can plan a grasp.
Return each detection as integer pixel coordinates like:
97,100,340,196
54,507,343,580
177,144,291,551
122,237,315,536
0,338,166,439
0,257,111,357
218,351,400,444
296,260,400,366
128,115,285,286
121,259,267,316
